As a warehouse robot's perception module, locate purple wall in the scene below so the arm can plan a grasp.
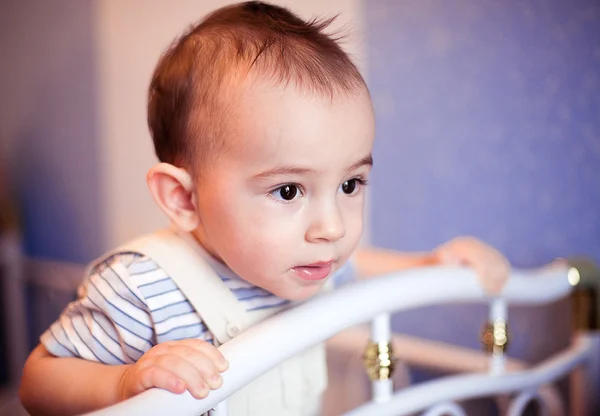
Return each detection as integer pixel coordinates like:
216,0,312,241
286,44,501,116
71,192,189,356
1,1,103,263
364,1,599,373
366,0,600,268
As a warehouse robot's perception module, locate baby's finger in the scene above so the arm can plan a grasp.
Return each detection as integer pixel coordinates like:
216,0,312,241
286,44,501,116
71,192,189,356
488,253,510,291
154,354,210,399
457,242,508,293
168,347,224,390
135,365,187,396
473,265,495,294
173,339,229,372
485,271,507,294
478,260,509,295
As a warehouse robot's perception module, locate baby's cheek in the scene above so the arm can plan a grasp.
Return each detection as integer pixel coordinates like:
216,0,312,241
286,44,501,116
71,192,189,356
342,221,363,254
250,237,290,269
235,209,304,268
234,233,285,269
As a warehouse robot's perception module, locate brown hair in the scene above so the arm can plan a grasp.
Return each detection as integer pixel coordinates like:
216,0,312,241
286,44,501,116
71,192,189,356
148,1,366,172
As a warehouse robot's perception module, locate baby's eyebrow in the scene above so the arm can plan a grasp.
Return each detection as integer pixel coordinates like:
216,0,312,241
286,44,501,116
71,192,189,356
346,154,373,173
251,166,313,181
251,153,373,181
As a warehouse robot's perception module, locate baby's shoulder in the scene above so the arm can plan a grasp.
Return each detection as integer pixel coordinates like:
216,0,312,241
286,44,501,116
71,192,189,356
85,251,171,296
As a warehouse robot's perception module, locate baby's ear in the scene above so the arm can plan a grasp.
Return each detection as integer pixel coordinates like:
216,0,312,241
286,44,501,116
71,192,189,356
146,163,200,232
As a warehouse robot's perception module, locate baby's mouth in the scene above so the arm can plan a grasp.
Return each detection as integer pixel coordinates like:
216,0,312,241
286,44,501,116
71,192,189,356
291,261,333,281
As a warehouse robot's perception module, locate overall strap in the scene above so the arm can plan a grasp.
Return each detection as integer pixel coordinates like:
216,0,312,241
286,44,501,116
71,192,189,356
117,228,249,345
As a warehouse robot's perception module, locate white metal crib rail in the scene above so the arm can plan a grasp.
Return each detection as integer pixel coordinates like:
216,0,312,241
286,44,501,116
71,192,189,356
86,265,594,416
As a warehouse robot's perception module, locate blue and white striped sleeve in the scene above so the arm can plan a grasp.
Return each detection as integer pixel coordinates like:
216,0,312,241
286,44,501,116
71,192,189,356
41,253,155,365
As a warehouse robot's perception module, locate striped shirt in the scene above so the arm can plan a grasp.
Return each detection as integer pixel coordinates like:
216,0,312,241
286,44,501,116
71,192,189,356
41,250,355,365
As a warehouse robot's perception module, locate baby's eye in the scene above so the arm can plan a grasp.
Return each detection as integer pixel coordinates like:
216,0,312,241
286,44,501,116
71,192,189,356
340,178,366,195
341,179,357,195
271,184,302,201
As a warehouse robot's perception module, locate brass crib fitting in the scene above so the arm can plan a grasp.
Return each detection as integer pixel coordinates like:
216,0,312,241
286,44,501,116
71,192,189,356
568,257,600,331
362,340,396,381
481,319,509,355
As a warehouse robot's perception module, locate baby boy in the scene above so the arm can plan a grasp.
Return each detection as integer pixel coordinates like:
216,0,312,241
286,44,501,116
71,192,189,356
20,2,509,416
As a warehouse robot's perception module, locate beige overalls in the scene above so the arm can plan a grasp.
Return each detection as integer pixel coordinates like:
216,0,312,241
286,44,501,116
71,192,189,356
118,227,328,416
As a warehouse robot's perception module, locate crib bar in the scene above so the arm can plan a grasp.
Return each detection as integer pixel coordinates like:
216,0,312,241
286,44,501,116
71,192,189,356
569,332,600,416
490,298,508,375
210,400,229,416
372,380,393,403
346,334,593,416
507,391,547,416
370,313,393,402
421,402,467,416
490,351,506,375
371,313,391,342
85,266,574,416
490,298,507,321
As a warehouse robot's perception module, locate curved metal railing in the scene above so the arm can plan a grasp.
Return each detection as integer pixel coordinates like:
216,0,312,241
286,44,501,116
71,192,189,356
86,265,592,416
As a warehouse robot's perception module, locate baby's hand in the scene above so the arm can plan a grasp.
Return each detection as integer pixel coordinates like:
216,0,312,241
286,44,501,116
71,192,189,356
119,339,229,400
433,236,510,295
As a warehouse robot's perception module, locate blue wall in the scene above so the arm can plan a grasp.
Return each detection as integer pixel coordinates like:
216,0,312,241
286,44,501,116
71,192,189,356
3,1,104,263
366,0,600,268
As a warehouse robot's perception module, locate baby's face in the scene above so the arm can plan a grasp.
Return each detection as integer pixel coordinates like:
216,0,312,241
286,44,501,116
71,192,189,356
193,81,375,300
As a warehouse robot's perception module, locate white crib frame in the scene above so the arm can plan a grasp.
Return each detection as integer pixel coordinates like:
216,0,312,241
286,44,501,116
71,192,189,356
86,266,597,416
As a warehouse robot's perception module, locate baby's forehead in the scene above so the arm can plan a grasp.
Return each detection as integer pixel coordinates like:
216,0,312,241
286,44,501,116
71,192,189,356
211,80,374,163
225,76,371,127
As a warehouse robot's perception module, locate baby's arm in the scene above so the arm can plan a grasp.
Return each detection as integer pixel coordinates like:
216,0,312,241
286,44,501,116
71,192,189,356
354,247,438,277
20,339,228,416
354,237,510,294
20,344,128,416
19,254,228,416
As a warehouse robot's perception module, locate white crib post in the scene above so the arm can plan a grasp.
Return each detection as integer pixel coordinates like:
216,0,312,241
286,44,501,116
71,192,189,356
363,313,394,402
482,298,509,375
568,259,600,416
421,402,468,416
210,399,229,415
507,391,547,416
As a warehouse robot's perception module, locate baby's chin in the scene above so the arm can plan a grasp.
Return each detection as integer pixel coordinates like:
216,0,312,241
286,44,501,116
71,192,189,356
267,280,327,302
